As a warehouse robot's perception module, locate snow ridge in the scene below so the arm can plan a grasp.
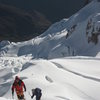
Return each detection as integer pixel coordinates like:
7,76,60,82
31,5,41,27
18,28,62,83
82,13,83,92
0,1,100,58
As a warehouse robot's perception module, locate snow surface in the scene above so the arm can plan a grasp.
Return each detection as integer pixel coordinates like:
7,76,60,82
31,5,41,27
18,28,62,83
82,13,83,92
0,56,100,100
0,1,100,100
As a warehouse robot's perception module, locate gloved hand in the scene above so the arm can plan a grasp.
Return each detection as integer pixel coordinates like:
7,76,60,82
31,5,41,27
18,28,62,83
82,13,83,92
31,96,33,99
24,88,26,92
24,85,26,92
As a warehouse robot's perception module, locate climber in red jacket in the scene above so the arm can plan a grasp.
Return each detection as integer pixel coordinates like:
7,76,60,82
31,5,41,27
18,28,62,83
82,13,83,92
11,76,26,100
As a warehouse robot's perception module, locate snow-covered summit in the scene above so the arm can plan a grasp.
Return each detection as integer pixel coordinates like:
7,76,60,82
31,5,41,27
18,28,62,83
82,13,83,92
0,0,100,58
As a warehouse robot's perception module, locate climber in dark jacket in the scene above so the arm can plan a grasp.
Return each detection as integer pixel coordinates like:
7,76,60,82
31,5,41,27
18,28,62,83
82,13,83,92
31,88,42,100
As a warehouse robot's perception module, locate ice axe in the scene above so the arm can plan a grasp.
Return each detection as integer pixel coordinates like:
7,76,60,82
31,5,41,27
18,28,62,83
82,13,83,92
28,91,33,99
12,95,14,100
28,91,31,96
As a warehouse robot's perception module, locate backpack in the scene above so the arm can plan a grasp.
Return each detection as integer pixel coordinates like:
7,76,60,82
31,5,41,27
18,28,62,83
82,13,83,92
35,88,41,94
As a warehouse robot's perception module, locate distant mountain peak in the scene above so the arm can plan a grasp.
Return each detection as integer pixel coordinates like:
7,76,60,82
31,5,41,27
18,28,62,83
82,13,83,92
0,1,100,58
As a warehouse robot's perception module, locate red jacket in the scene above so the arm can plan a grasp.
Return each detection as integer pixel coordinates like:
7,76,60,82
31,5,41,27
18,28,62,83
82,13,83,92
12,79,26,93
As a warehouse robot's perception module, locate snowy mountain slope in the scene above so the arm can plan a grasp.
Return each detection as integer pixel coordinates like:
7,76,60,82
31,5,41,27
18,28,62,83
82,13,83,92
0,57,100,100
1,1,100,100
0,0,100,58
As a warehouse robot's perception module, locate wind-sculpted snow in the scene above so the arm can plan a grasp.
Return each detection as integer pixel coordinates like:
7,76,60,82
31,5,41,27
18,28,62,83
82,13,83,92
45,76,53,83
0,57,100,100
52,62,100,82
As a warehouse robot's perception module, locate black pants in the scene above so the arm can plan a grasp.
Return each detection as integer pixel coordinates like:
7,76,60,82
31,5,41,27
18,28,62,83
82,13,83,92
36,93,42,100
17,94,25,100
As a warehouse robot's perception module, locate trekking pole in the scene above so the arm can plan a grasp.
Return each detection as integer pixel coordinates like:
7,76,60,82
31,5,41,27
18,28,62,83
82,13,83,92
28,91,33,99
12,95,14,100
28,91,31,97
24,91,26,100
